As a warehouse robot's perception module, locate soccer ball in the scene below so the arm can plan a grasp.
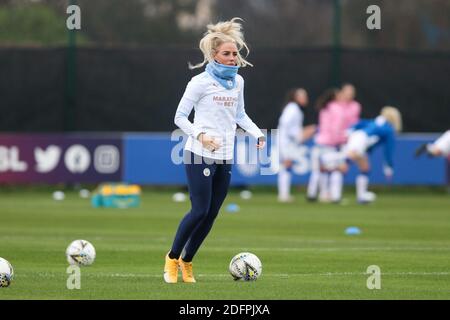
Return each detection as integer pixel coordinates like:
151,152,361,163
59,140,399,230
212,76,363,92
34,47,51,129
172,192,187,202
0,257,14,288
229,252,262,281
239,190,253,200
66,240,96,266
52,190,65,201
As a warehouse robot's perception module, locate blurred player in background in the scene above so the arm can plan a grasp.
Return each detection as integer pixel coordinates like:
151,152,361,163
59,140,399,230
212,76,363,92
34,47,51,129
415,130,450,158
277,88,316,202
306,84,361,203
306,88,338,202
166,18,265,283
332,106,403,203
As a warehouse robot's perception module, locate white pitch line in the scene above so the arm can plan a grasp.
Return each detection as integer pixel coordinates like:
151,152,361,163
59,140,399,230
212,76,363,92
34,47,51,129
96,246,450,252
88,272,450,278
277,247,450,252
16,272,450,278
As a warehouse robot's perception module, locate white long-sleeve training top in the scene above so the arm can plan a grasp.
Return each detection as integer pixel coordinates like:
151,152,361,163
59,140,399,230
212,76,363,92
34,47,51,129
174,71,264,160
277,102,304,152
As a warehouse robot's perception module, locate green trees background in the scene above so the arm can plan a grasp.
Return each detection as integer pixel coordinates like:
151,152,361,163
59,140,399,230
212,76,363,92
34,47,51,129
0,0,449,50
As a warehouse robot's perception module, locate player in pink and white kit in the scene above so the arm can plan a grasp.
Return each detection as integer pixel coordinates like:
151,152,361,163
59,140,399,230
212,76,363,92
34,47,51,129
307,84,361,203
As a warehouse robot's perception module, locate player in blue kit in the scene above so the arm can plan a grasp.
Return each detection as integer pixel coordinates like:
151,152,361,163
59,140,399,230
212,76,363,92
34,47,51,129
164,18,266,283
321,106,402,203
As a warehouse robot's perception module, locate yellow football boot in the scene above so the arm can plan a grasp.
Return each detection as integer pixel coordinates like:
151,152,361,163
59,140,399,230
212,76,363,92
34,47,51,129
178,258,196,283
163,254,179,283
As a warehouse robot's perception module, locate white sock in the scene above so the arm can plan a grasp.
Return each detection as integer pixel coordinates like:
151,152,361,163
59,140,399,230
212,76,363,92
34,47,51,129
307,170,320,198
278,167,291,199
356,174,369,199
330,171,343,202
319,172,330,200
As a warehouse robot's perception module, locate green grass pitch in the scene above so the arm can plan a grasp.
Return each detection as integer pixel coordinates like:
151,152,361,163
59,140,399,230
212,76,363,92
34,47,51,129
0,187,449,299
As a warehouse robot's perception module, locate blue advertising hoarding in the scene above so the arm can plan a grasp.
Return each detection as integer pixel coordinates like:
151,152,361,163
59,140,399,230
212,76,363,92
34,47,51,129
0,132,445,186
123,133,447,186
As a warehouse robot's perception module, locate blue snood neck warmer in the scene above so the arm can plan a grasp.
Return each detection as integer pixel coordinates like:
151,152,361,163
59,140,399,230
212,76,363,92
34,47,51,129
206,60,239,90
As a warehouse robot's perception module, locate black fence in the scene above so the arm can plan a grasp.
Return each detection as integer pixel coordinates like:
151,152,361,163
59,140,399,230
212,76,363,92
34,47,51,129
0,46,449,133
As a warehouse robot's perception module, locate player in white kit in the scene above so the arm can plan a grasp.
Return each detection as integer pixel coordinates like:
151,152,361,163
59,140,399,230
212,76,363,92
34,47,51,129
165,18,265,284
277,88,315,202
415,130,450,158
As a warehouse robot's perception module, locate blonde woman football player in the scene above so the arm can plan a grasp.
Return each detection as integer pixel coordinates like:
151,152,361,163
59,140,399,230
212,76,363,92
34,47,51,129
166,18,266,283
329,106,403,203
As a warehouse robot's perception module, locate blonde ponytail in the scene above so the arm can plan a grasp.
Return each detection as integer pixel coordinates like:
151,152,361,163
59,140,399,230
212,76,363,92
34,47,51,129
381,106,403,132
189,17,253,69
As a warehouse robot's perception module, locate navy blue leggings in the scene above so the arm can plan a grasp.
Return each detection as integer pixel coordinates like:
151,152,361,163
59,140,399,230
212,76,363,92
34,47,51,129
170,151,232,260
